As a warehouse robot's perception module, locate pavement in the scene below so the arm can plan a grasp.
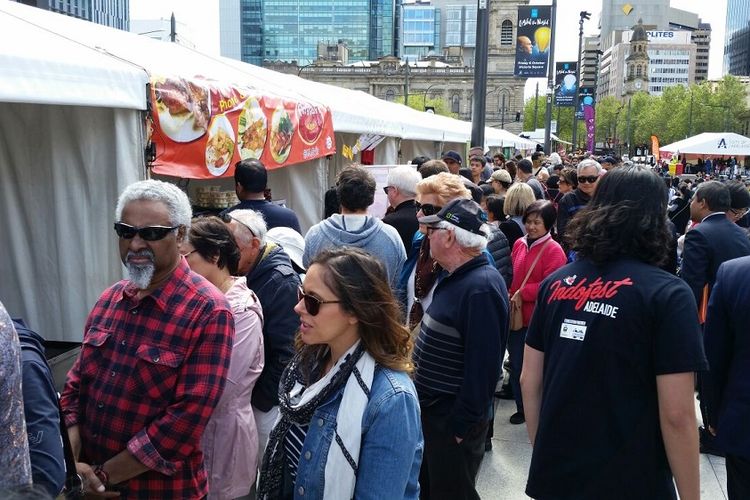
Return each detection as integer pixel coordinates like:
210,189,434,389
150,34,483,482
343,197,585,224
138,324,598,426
476,396,729,499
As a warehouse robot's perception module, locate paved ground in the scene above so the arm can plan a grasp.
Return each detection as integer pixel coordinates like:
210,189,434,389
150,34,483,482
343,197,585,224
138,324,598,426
476,397,729,499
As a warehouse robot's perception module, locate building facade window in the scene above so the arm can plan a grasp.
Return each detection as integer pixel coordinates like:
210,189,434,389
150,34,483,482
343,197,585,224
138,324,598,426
500,20,513,46
451,94,460,113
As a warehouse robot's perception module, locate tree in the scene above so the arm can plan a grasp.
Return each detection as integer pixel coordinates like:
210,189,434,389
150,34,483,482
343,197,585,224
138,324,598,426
395,95,457,118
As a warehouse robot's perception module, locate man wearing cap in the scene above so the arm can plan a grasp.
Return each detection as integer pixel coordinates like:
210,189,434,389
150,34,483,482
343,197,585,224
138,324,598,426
600,156,616,171
414,198,508,500
490,169,512,196
441,151,463,175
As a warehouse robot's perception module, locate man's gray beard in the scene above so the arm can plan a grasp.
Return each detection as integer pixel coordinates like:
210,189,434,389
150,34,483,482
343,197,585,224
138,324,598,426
126,262,155,289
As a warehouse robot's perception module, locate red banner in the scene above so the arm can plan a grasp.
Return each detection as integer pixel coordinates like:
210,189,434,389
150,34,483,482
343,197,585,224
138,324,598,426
651,135,660,163
148,75,336,179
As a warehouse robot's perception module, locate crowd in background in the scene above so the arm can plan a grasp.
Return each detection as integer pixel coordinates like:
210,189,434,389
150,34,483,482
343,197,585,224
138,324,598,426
2,148,750,500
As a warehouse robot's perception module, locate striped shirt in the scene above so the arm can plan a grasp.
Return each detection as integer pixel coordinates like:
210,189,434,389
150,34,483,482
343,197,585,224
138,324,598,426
284,423,309,480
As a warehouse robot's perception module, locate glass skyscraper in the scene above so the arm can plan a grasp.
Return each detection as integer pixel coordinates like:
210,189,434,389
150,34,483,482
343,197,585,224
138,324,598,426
401,5,440,61
724,0,750,75
226,0,397,66
17,0,129,30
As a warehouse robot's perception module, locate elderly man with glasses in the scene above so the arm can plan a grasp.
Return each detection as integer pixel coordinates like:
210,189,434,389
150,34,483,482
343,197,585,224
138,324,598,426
223,208,301,471
556,159,602,249
60,180,235,498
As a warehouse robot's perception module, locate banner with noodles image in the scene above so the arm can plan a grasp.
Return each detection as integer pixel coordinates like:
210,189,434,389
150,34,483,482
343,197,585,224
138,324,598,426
514,5,552,77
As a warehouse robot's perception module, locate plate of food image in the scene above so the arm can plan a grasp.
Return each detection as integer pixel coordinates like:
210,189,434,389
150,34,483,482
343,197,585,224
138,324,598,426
270,106,294,164
238,97,268,160
153,77,211,143
204,114,235,176
296,102,325,146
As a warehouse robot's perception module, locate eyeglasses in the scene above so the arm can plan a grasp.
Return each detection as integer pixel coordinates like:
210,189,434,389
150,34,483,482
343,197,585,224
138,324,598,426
730,207,749,219
578,175,599,184
297,286,341,316
181,249,196,258
114,222,179,241
220,212,256,238
415,202,442,216
383,186,393,194
425,226,448,236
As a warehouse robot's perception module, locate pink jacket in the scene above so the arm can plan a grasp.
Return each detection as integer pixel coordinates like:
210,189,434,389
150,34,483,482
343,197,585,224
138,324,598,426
202,278,264,500
509,233,566,327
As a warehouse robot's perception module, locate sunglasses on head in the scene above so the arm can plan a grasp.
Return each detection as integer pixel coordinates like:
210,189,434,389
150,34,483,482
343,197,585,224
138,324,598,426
114,222,179,241
415,202,442,216
578,175,599,184
220,212,256,237
297,286,341,316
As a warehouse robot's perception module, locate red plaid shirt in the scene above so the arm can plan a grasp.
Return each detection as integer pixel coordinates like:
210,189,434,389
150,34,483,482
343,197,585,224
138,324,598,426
61,259,234,499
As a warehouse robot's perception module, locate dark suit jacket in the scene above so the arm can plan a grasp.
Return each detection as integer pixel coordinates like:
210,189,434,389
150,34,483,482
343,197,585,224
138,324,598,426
382,199,419,253
704,256,750,459
680,213,750,306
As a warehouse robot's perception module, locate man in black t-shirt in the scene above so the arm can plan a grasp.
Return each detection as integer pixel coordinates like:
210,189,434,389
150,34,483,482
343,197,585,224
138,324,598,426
521,165,707,500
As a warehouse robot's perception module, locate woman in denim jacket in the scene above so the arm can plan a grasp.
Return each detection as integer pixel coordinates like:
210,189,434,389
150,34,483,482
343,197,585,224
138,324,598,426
258,248,423,500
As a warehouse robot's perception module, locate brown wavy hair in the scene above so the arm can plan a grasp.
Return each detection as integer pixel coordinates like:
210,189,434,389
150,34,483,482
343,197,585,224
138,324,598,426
295,247,414,373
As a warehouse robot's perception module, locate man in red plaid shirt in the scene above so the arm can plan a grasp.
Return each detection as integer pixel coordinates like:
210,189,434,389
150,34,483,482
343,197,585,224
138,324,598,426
61,180,235,498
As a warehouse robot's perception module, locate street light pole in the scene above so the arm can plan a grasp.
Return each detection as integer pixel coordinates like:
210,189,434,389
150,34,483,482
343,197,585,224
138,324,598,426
471,0,490,148
534,82,539,129
501,93,506,129
572,11,590,149
423,84,439,111
543,0,558,154
687,90,694,137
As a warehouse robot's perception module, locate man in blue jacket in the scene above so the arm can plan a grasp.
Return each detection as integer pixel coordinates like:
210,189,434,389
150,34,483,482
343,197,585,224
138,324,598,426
13,319,65,497
704,256,750,499
414,198,508,500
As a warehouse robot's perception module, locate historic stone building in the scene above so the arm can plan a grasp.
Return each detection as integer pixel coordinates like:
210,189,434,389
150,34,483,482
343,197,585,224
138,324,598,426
264,0,528,135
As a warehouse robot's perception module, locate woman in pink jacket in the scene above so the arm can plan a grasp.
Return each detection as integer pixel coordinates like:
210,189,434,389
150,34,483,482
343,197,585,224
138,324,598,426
182,216,265,500
508,201,566,425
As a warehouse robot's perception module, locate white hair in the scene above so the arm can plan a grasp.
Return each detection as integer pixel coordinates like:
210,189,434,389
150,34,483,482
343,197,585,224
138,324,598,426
115,179,192,227
229,209,267,245
387,165,422,196
435,220,488,251
548,152,562,166
577,159,602,174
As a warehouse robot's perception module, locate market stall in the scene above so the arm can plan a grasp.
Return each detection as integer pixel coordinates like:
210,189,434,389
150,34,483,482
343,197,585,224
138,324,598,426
660,132,750,158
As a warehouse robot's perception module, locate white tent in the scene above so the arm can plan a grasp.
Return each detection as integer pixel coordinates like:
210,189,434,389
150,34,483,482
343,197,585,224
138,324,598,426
0,1,532,340
660,132,750,157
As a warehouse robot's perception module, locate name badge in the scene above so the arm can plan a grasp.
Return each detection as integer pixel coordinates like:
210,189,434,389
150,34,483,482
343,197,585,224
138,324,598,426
560,319,586,341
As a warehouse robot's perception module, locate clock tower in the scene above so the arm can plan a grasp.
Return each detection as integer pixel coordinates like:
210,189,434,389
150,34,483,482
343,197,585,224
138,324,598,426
624,19,649,96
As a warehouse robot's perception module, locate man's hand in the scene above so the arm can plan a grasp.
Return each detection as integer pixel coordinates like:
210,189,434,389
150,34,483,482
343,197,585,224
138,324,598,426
76,462,120,498
454,436,463,444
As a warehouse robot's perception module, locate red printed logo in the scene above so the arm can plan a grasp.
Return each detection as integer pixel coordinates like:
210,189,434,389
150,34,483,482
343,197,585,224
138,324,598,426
548,276,634,310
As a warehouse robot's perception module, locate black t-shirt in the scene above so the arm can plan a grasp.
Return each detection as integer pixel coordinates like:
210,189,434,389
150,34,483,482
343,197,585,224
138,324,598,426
525,257,708,500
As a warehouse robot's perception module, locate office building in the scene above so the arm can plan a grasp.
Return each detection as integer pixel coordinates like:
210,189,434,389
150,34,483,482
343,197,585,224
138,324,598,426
220,0,397,66
724,0,750,76
401,2,441,61
16,0,128,30
581,35,602,89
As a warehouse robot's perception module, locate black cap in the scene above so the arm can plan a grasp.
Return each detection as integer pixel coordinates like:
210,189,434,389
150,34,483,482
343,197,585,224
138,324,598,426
418,198,488,236
441,150,463,164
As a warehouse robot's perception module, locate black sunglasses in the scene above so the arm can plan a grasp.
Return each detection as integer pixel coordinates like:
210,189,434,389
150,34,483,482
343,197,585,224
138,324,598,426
220,212,256,237
297,286,341,316
114,222,179,241
415,202,442,216
578,175,599,184
383,186,393,194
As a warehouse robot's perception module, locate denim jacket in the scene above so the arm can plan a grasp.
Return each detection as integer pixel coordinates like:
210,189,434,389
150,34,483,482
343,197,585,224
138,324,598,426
290,366,423,499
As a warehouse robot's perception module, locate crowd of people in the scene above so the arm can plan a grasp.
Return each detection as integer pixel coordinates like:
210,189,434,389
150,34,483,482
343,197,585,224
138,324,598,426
1,149,750,500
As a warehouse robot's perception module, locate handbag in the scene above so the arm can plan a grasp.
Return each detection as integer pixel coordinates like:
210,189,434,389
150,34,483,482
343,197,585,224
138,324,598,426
509,240,551,331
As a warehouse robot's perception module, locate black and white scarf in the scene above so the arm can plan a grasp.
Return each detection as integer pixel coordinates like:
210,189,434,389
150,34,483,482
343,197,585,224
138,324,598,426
257,341,375,499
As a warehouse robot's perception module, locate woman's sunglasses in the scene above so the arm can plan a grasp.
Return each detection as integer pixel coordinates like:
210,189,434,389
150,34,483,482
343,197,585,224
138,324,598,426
578,176,599,184
114,222,179,241
415,202,442,216
297,286,341,316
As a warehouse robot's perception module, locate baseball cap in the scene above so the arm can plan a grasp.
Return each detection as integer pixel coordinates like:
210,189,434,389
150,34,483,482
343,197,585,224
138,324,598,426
601,156,616,165
418,198,488,236
441,150,463,164
491,169,512,184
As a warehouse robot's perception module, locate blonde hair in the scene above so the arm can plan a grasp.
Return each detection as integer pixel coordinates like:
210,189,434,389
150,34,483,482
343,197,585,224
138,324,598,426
416,172,471,205
503,182,536,217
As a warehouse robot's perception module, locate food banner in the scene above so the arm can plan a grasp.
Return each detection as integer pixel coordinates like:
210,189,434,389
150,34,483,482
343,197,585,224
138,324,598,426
514,6,552,78
554,62,577,107
148,75,336,179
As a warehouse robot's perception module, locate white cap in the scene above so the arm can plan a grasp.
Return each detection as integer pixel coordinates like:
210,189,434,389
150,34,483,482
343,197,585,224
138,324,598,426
267,227,305,271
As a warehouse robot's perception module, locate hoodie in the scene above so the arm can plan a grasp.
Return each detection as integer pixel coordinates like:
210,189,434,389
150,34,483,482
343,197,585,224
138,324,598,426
303,214,407,289
13,320,65,498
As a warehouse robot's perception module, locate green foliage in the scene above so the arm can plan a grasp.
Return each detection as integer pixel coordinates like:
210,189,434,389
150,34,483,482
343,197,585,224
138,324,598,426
522,76,750,153
394,95,457,118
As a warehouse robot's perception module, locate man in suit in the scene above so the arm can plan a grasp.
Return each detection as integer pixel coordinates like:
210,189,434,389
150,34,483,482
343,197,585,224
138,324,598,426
703,256,750,499
680,181,750,309
680,180,750,456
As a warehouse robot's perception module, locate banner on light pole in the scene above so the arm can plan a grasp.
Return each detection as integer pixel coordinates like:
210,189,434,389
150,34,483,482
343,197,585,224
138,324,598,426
554,62,577,107
514,6,552,77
